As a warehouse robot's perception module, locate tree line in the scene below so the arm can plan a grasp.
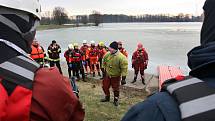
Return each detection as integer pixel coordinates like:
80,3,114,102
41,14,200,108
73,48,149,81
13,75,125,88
41,7,203,26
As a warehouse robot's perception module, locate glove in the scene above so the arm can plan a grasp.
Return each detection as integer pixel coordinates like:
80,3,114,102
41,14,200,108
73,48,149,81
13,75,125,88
121,76,126,85
82,61,86,66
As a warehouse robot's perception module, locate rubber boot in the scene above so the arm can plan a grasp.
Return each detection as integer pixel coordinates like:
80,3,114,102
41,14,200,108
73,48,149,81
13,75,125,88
131,74,137,83
93,72,95,77
113,97,119,106
100,96,110,102
141,75,145,85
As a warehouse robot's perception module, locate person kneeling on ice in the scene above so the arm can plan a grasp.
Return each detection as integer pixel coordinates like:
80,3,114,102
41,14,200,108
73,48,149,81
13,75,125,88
64,44,74,78
101,41,128,106
0,1,85,121
131,43,148,85
121,0,215,121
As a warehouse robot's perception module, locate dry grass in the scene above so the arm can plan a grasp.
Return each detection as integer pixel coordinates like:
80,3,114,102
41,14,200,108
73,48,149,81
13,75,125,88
77,78,148,121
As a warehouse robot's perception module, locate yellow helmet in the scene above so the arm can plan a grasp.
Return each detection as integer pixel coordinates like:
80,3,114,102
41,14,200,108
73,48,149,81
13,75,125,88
99,42,105,47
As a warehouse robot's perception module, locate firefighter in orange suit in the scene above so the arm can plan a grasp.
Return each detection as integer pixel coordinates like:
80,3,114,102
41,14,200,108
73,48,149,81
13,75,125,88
88,41,101,77
30,40,46,67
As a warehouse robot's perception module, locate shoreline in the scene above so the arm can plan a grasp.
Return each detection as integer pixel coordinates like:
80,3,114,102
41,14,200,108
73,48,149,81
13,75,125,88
60,61,159,92
37,24,94,31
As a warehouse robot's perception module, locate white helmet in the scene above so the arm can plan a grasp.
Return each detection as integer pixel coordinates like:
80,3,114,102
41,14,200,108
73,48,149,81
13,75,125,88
83,40,87,44
0,0,41,20
68,44,74,49
90,40,95,45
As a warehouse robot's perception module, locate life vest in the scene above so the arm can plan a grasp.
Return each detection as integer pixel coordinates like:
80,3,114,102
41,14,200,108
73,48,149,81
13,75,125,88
0,56,40,121
162,77,215,121
70,50,82,62
30,45,45,60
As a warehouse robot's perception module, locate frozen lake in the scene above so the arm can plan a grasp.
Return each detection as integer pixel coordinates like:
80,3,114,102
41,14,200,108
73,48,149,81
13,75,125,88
36,22,202,75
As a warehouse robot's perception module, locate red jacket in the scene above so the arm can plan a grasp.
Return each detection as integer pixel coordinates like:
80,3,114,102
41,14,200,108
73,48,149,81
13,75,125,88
64,50,73,62
31,67,85,121
0,67,85,121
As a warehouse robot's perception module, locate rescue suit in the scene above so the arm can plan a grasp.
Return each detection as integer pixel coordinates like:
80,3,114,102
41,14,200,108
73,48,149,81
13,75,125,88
88,46,100,77
80,45,90,74
71,49,85,81
64,49,74,78
132,48,148,84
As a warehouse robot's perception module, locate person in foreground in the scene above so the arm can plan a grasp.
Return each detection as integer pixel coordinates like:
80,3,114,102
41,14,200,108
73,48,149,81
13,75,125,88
0,1,84,121
121,0,215,121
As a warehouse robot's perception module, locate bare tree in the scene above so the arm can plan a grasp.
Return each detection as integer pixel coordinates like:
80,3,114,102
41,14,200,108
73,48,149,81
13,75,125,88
90,11,102,26
53,7,69,25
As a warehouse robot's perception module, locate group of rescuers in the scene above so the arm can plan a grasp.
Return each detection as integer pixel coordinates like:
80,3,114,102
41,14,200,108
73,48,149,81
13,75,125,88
31,38,149,106
1,0,214,121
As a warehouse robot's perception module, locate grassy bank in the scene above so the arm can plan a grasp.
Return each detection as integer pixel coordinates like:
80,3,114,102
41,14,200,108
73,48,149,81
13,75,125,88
77,78,148,121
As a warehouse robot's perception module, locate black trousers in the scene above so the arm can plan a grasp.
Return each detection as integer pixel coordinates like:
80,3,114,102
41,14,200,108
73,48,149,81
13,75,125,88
72,62,85,80
50,61,62,74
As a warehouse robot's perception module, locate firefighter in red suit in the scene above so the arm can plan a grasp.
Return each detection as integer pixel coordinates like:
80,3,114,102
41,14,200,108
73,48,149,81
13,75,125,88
71,43,85,81
0,1,85,121
131,43,148,85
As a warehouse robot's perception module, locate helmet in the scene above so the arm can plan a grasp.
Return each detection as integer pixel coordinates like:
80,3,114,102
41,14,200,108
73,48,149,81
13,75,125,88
0,0,41,20
137,43,143,50
68,44,74,49
90,41,95,45
83,40,87,44
73,43,79,47
99,42,105,47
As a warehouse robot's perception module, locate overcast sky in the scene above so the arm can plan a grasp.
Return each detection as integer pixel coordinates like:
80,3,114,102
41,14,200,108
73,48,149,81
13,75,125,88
40,0,205,16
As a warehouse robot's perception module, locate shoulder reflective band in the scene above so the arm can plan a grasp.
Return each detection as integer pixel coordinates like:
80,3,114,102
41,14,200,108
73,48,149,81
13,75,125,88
167,78,203,94
0,39,32,60
180,94,215,119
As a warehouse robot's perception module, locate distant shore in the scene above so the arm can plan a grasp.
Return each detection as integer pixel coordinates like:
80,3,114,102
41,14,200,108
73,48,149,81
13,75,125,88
37,24,94,31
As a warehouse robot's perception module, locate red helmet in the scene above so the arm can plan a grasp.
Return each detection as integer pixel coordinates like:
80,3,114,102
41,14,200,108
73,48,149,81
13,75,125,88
137,43,143,49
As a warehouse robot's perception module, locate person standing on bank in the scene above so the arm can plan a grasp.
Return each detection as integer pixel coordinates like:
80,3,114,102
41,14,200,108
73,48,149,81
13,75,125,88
30,39,47,67
64,44,74,78
48,40,62,74
122,0,215,121
131,43,148,85
101,41,128,106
